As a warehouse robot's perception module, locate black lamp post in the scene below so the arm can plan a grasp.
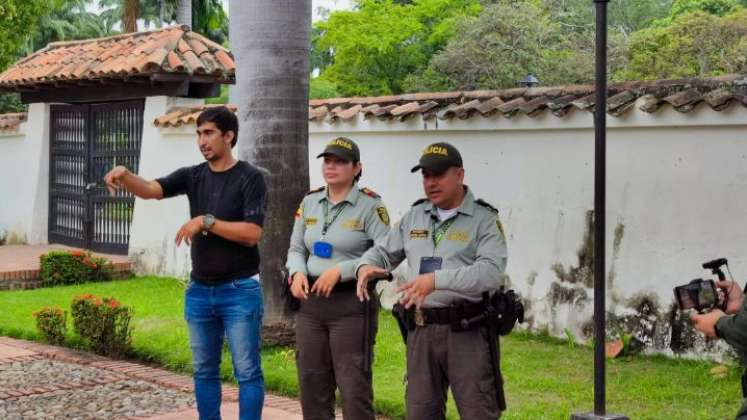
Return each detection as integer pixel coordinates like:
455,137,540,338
571,1,628,419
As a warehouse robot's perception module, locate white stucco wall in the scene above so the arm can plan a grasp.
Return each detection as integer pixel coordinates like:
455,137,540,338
3,94,746,354
0,103,50,245
309,101,747,354
127,96,205,279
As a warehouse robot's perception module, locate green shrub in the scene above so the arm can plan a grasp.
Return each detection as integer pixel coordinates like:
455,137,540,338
70,294,133,357
33,306,67,345
39,250,112,286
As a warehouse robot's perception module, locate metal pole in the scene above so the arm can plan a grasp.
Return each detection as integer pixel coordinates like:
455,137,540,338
593,0,609,416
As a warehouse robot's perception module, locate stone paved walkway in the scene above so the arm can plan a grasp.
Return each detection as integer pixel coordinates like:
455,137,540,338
0,338,305,419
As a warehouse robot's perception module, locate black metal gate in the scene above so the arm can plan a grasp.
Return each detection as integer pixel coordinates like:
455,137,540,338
49,100,144,255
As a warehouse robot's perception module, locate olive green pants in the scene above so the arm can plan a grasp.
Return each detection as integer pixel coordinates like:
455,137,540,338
406,323,502,420
295,291,378,420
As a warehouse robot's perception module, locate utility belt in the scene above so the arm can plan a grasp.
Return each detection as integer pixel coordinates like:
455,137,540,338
393,300,486,330
392,289,524,334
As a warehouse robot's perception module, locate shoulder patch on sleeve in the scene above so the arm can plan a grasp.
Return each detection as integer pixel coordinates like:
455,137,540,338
475,198,499,213
295,202,303,219
412,198,428,207
305,186,325,196
375,206,390,226
359,187,380,199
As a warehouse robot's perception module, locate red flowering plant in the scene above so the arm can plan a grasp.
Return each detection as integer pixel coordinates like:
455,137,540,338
33,306,67,345
71,294,133,357
39,250,112,286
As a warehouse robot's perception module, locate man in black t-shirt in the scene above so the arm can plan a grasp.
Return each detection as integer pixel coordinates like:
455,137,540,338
104,106,267,420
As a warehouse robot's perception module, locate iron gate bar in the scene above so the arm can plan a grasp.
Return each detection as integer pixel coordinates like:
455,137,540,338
48,100,144,255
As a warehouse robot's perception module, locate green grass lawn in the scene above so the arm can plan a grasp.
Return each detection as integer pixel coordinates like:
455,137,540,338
0,276,742,419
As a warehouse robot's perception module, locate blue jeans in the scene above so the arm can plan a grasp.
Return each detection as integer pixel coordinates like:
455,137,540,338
185,277,264,420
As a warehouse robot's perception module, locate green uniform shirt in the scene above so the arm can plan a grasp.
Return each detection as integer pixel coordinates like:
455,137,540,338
357,187,508,308
286,185,391,282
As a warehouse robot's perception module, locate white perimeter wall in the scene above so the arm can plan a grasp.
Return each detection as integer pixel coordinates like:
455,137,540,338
0,103,50,245
309,101,747,356
3,96,747,355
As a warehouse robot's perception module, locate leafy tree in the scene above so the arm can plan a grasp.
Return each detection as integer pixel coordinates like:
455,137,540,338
667,0,739,19
538,0,673,37
0,0,55,70
310,78,341,99
620,8,747,80
404,2,630,91
30,0,115,54
0,0,65,113
98,0,227,43
0,94,24,114
314,0,481,96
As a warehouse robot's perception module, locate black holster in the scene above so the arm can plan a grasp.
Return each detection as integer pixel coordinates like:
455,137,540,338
392,303,411,344
483,291,507,411
281,270,300,312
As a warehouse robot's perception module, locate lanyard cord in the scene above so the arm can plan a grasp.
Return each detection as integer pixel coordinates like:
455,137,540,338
322,199,347,237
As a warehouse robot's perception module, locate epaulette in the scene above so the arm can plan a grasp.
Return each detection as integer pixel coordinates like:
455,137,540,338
475,198,499,213
359,187,380,199
305,186,325,196
412,198,428,207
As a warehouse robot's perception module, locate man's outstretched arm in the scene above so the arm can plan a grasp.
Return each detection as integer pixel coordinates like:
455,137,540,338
104,165,164,200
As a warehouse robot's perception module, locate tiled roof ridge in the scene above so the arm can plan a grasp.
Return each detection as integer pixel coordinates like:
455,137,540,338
45,25,191,50
308,74,745,107
0,26,234,90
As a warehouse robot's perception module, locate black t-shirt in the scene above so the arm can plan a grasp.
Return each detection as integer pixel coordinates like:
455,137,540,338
156,161,267,284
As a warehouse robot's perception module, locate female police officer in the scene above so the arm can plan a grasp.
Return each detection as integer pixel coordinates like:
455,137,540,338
286,137,391,420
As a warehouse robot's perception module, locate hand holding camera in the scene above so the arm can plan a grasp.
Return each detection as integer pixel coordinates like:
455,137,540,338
716,279,744,315
677,258,744,338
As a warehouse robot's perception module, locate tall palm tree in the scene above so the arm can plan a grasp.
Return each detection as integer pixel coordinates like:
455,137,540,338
229,0,312,342
175,0,191,26
122,0,139,32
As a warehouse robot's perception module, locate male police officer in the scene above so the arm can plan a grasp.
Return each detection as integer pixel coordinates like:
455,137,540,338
356,142,508,419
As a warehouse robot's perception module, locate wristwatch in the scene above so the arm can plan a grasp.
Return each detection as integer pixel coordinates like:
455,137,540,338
202,214,216,235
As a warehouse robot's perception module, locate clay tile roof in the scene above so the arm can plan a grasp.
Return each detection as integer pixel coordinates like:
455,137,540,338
153,75,747,127
0,25,234,91
153,104,237,127
0,113,27,132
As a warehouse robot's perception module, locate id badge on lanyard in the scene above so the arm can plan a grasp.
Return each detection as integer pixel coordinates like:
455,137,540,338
313,200,346,259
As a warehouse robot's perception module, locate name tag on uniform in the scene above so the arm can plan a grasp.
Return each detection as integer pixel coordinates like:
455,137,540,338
419,257,442,274
410,229,429,239
313,241,333,259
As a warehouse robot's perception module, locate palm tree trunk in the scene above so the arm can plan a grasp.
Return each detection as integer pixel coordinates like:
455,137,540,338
122,0,139,33
229,0,311,343
176,0,192,27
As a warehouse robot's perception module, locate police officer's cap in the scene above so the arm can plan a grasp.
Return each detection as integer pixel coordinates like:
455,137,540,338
411,142,463,174
317,137,360,162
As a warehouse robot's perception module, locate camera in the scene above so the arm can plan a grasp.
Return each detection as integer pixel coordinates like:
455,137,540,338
673,258,729,313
